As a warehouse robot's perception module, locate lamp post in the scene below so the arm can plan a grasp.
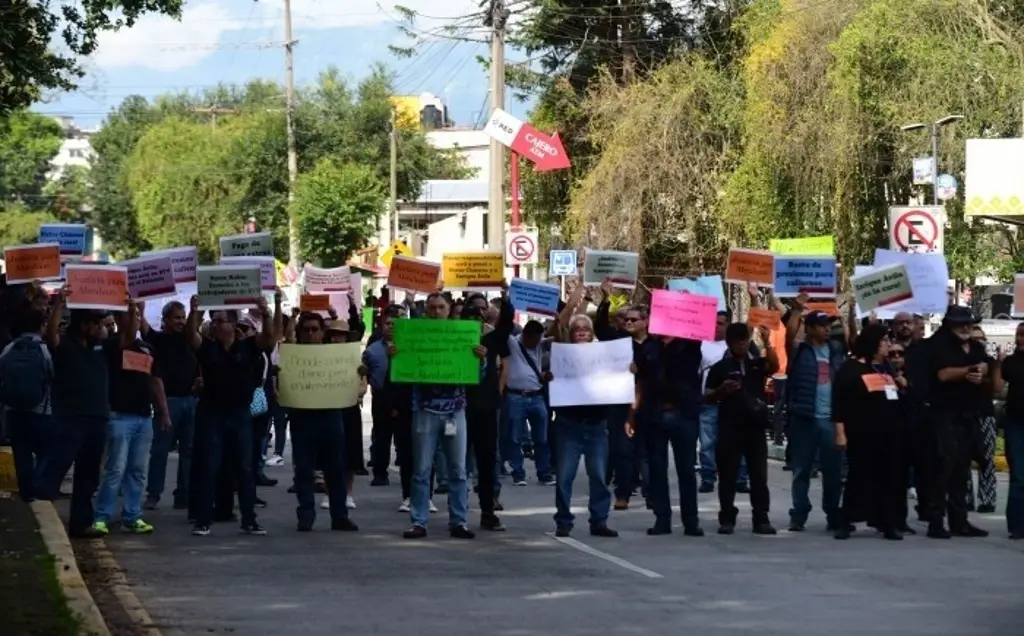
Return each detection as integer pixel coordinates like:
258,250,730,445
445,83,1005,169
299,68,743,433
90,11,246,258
900,115,964,204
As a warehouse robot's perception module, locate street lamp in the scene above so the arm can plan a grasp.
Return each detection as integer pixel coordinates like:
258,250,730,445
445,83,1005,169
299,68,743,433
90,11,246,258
900,115,964,204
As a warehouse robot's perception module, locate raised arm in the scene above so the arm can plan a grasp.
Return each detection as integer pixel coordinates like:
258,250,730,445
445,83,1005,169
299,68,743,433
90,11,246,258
186,295,203,350
118,300,140,349
347,291,365,340
45,285,67,348
255,290,283,351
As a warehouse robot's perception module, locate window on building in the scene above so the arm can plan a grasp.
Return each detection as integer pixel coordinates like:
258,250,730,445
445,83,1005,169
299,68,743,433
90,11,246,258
69,149,84,158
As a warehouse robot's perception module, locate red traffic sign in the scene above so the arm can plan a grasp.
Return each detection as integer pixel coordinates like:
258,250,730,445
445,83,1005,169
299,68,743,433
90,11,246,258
892,208,939,252
484,108,571,172
505,228,538,265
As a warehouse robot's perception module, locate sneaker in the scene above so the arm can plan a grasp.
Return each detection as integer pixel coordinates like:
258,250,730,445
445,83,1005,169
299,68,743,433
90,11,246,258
698,482,714,494
331,518,359,532
89,521,110,536
370,476,390,487
429,499,438,513
513,478,528,487
398,498,411,513
265,455,285,467
613,499,629,511
297,521,313,532
191,524,211,536
450,525,476,539
122,519,155,534
320,497,330,510
256,476,278,487
143,497,159,511
753,522,778,535
241,523,267,536
255,497,268,508
539,476,556,486
403,525,427,539
590,525,619,538
718,524,736,535
554,526,571,538
927,523,952,539
683,525,705,537
354,467,370,477
493,498,504,511
480,515,506,531
346,496,356,510
788,521,806,532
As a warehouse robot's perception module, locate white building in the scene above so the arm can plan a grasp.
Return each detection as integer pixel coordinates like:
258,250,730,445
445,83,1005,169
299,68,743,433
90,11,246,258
425,128,492,184
47,117,97,179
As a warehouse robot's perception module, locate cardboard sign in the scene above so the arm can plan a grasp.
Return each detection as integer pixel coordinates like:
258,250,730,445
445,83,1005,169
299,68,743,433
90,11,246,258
387,255,440,294
3,243,61,284
123,256,176,301
65,264,129,312
140,246,197,283
303,264,351,292
549,250,578,276
769,236,834,256
219,231,273,258
277,343,363,409
221,256,276,290
508,278,561,316
549,339,635,407
299,294,332,312
390,319,481,384
441,252,504,290
773,256,837,298
39,223,87,256
667,275,727,311
850,263,913,312
582,249,639,288
196,264,262,310
747,307,782,330
648,289,718,341
725,248,775,287
121,350,154,375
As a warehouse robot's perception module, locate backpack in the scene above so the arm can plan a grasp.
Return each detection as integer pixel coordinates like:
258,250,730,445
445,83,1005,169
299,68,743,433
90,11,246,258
0,336,52,411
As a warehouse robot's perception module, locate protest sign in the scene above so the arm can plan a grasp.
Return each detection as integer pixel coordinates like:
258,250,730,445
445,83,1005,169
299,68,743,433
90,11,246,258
303,264,351,292
549,250,578,276
123,256,176,301
1015,275,1024,317
747,307,782,330
299,294,331,313
648,289,718,341
850,263,913,312
219,231,273,258
277,343,363,409
582,249,639,288
39,223,87,256
140,246,197,283
3,243,61,283
774,256,837,298
805,301,840,317
65,264,129,311
873,249,949,315
508,278,560,316
769,236,834,256
725,248,775,287
196,264,262,310
666,275,727,311
121,350,154,375
222,256,276,290
388,255,441,294
549,339,635,407
441,252,504,290
390,319,480,384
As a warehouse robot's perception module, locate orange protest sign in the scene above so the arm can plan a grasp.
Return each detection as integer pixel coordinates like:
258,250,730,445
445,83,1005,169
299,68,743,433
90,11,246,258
65,264,129,312
3,243,61,284
861,373,893,392
388,255,441,294
122,350,153,375
299,294,331,312
804,301,839,316
725,248,775,287
747,307,781,329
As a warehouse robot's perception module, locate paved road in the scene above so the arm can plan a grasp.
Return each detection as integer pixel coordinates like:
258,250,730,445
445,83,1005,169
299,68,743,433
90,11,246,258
61,416,1023,636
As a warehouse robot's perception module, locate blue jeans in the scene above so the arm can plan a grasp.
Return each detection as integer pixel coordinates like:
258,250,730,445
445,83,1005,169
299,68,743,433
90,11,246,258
788,415,844,525
434,445,448,488
147,396,197,503
6,410,56,502
505,393,552,480
95,413,154,525
193,407,257,527
411,410,468,529
699,404,748,486
645,409,700,528
554,417,611,530
289,409,348,525
1005,418,1024,535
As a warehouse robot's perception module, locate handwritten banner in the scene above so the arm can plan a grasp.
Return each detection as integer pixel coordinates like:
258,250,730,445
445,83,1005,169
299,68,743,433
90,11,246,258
441,252,504,290
508,278,560,316
388,255,441,294
3,243,61,284
549,339,635,407
123,256,176,301
773,256,837,298
725,248,775,287
582,249,639,288
66,264,129,312
747,307,782,330
39,223,87,256
390,319,480,384
850,263,913,312
666,275,726,311
219,231,273,258
648,289,718,341
769,235,834,256
196,264,262,310
277,343,363,409
140,246,197,283
221,256,276,290
303,263,351,293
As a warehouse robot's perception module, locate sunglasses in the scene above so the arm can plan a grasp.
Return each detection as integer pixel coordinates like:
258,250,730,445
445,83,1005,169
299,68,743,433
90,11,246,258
623,317,644,323
889,351,904,358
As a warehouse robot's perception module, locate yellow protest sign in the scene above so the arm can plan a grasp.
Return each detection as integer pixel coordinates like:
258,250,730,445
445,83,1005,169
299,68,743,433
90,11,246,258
441,252,504,290
380,241,413,268
769,236,834,256
277,343,362,409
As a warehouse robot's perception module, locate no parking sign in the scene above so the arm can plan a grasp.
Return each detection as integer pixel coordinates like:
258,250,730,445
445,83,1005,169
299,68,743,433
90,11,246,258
888,206,944,254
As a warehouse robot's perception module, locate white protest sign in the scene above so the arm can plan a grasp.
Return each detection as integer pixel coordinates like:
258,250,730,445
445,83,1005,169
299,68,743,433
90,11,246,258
123,256,177,301
850,263,913,312
144,282,198,330
221,256,276,290
197,264,262,310
582,249,639,288
140,246,197,283
219,232,273,258
873,248,949,315
549,339,635,407
549,250,578,276
303,263,351,292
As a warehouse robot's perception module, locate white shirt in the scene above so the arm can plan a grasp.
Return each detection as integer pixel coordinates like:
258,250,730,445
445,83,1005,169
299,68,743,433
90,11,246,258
700,340,729,393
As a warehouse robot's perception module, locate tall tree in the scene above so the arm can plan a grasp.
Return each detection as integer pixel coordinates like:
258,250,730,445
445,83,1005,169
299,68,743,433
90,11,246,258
0,110,63,204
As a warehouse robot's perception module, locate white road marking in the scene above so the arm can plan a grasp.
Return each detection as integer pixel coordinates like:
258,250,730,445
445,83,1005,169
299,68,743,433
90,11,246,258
547,533,664,579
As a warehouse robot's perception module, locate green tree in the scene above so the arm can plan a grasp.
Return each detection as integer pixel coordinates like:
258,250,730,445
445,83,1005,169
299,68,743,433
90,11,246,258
0,110,63,204
44,165,91,221
291,159,385,267
0,203,55,247
0,0,183,115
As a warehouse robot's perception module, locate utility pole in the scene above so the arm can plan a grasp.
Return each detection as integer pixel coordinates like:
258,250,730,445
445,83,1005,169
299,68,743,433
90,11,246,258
485,0,509,255
390,107,399,242
284,0,300,268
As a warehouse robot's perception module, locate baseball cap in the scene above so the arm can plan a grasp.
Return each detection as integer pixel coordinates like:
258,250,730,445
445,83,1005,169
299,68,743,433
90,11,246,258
326,319,350,333
804,310,831,327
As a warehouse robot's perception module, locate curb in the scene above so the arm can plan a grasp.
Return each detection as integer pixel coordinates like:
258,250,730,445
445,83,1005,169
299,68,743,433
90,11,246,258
88,538,163,636
29,501,111,636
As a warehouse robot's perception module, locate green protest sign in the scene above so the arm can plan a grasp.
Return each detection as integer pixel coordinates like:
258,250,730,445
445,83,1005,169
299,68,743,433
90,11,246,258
391,319,481,385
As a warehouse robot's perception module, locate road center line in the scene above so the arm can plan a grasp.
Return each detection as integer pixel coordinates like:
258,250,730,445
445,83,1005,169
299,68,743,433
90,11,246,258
547,533,664,579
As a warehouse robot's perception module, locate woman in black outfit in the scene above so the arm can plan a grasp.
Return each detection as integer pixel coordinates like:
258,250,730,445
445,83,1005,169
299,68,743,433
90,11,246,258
833,323,909,541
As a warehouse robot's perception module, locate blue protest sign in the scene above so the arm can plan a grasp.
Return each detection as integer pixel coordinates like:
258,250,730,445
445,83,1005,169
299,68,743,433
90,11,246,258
39,223,88,256
509,278,561,316
773,256,837,298
548,250,578,276
666,275,727,311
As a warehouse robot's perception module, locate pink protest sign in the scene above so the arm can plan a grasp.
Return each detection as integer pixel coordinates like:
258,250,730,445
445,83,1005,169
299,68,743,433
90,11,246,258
648,289,718,341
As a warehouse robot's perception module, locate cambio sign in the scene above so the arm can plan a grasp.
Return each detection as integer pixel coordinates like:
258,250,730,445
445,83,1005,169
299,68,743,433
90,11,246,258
484,108,571,172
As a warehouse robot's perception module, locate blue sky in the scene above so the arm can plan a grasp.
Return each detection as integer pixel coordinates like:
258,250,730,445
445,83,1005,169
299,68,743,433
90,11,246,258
35,0,533,130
